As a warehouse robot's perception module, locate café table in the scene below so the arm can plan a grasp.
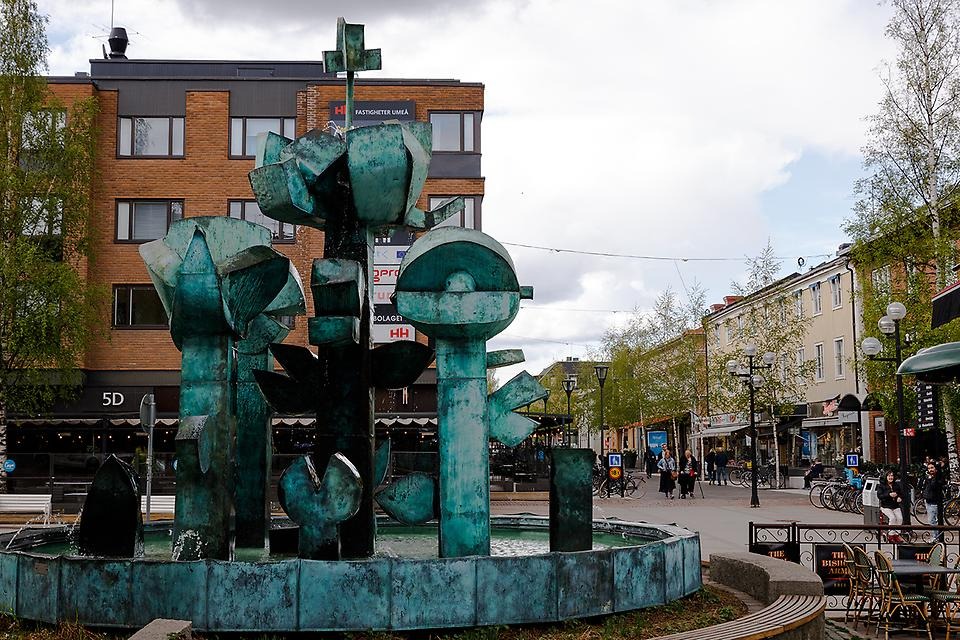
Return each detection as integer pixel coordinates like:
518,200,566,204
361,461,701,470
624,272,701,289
891,559,960,578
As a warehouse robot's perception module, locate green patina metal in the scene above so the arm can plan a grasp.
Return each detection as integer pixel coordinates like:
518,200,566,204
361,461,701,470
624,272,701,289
139,217,304,559
549,448,593,552
375,473,437,525
898,341,960,383
278,453,362,559
76,455,143,558
248,18,458,558
395,227,547,557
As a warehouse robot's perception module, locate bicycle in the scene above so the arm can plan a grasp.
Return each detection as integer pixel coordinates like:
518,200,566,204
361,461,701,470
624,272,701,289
598,472,646,499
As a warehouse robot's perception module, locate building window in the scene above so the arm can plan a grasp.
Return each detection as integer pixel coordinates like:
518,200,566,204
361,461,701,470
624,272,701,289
230,117,295,157
779,354,789,384
814,343,824,381
726,320,735,343
794,290,803,319
796,348,805,384
429,112,477,152
118,117,184,157
829,275,842,309
22,109,66,150
737,315,744,334
811,282,822,315
713,323,720,342
429,196,478,229
228,200,295,243
872,265,891,294
834,337,845,378
116,200,183,242
113,285,168,328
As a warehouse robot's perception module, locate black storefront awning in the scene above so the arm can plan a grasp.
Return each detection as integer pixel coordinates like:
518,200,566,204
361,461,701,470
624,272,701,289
933,281,960,329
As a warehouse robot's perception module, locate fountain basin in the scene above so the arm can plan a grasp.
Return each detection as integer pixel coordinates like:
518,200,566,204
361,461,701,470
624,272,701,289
0,515,700,632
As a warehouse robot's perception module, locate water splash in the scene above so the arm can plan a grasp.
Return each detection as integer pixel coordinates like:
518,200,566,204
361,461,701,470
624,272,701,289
172,529,204,561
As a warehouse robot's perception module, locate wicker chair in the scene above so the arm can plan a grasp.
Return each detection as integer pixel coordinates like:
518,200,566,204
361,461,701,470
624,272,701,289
926,542,947,591
874,550,933,640
851,545,883,627
842,542,859,623
929,558,960,640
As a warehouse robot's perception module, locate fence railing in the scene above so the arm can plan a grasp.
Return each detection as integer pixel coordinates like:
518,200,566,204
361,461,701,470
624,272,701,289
749,521,960,612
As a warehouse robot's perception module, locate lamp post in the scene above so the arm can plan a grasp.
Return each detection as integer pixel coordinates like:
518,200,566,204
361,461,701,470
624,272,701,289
727,344,775,508
562,377,577,447
595,364,609,459
861,301,911,524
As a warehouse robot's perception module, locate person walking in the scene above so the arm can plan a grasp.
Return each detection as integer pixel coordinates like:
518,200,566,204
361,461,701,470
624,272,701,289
921,461,945,541
715,448,729,485
705,448,716,485
878,470,906,544
679,449,699,498
803,459,824,489
657,447,677,499
644,447,658,479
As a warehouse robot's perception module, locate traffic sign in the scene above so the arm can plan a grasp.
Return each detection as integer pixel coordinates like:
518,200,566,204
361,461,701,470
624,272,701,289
903,428,916,437
608,466,622,480
3,459,16,474
607,453,622,468
845,453,859,468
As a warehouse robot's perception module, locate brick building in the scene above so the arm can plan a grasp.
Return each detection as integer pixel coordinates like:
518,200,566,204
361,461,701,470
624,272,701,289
11,40,483,492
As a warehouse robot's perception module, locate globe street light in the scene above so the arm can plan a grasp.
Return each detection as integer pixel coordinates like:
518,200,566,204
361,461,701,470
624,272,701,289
728,343,776,508
595,364,609,459
562,377,577,447
861,301,911,524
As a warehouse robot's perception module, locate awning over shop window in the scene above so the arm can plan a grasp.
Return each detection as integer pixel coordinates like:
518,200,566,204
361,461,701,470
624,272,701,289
692,424,748,438
801,416,842,429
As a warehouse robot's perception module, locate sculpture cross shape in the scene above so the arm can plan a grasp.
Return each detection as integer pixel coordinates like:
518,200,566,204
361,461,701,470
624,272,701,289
323,17,382,130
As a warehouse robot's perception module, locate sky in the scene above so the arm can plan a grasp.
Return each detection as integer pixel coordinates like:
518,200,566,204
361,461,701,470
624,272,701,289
38,0,896,380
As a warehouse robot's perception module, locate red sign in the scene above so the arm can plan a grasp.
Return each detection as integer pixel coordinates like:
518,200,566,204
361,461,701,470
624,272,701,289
903,428,916,437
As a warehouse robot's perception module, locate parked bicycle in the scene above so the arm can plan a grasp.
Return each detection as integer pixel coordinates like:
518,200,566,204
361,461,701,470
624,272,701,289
597,471,646,499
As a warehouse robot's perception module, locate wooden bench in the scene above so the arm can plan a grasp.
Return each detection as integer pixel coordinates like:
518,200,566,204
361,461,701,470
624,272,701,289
141,495,175,514
656,594,825,640
0,495,52,524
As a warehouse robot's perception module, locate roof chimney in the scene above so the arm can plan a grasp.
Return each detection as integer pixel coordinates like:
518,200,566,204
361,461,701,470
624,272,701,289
107,27,128,59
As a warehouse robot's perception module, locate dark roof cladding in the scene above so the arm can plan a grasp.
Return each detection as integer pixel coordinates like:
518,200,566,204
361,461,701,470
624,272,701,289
89,59,330,80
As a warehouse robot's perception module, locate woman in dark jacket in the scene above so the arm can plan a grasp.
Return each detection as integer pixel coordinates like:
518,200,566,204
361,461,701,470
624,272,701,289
877,470,905,543
678,449,699,498
657,447,677,499
644,447,658,478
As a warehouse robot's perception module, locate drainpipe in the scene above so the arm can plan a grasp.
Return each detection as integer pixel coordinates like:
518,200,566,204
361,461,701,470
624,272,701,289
846,260,863,458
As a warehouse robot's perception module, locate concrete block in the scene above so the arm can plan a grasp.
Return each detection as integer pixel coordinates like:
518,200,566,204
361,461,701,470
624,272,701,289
129,618,192,640
709,552,824,605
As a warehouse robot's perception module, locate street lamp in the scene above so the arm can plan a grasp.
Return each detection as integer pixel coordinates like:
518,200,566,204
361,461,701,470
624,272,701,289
861,301,911,524
728,343,776,508
562,377,577,447
595,364,609,459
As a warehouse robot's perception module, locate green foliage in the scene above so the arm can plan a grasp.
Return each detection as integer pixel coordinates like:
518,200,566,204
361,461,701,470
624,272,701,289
0,0,101,418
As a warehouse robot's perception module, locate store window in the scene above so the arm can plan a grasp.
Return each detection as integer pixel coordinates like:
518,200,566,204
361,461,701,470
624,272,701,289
118,117,184,157
429,112,477,152
228,200,295,243
230,117,295,157
116,200,183,242
429,196,478,229
113,285,168,328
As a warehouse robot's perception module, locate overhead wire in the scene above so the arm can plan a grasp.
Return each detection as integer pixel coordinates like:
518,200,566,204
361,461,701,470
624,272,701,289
501,241,831,263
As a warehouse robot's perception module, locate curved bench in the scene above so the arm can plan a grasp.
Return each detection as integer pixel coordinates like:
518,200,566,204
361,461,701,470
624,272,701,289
656,594,824,640
655,552,826,640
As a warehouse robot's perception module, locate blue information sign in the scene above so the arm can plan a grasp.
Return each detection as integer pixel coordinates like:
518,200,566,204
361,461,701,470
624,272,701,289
3,459,16,474
647,431,668,452
846,453,860,468
607,453,622,468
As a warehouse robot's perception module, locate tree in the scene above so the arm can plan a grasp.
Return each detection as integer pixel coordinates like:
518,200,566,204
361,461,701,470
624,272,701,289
600,285,708,452
845,0,960,475
0,0,100,489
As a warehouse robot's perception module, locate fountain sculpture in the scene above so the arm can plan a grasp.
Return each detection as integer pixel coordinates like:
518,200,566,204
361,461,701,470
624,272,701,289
0,17,701,632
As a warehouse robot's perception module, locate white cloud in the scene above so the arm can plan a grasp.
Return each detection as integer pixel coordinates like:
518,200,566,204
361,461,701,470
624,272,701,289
38,0,895,378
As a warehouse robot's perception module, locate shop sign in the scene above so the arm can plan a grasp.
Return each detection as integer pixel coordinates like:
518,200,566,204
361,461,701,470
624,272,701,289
647,431,668,452
373,324,415,343
709,413,741,426
814,544,854,595
374,305,403,324
374,245,409,265
373,266,400,286
916,383,939,431
874,417,886,433
897,544,933,562
748,541,800,564
73,386,154,414
373,285,395,306
328,100,416,124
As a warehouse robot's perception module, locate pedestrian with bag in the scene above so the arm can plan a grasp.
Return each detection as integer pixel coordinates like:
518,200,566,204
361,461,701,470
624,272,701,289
878,470,906,544
658,447,677,499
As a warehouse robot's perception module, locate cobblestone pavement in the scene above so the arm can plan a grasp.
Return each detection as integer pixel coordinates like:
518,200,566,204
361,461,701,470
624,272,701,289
492,481,864,559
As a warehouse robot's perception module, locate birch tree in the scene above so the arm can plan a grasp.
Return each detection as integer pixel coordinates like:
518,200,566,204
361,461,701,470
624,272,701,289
0,0,100,490
845,0,960,475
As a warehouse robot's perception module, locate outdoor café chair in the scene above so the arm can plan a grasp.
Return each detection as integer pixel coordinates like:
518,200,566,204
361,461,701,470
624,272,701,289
929,558,960,640
874,550,933,640
842,542,859,623
851,545,883,627
926,542,947,591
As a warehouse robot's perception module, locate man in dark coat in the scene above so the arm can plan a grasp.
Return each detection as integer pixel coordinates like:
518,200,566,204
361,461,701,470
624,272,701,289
705,448,717,485
715,449,729,485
